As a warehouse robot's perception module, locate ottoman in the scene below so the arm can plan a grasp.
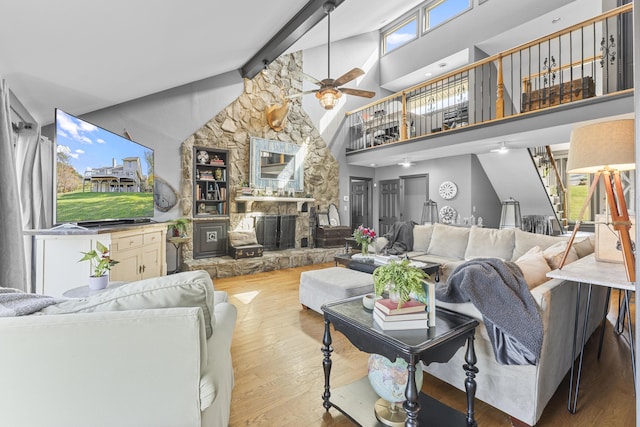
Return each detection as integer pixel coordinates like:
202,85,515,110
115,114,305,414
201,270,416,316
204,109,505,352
299,267,374,314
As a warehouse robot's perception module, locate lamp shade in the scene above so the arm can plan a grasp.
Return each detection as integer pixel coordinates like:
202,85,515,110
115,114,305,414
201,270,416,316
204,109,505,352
316,88,341,110
499,197,522,229
421,199,438,225
566,119,635,173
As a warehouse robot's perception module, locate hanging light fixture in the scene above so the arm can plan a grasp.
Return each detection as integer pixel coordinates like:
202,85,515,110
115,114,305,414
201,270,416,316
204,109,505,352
490,142,509,153
397,158,414,167
317,87,341,109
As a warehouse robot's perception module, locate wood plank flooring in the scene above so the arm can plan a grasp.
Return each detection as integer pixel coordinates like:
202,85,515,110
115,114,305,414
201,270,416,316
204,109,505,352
214,262,635,426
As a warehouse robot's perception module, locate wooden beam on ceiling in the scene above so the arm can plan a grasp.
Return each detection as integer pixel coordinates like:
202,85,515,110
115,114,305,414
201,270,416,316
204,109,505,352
240,0,345,79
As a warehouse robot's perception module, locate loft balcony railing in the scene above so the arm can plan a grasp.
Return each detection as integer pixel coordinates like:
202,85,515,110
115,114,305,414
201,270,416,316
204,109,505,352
345,4,633,153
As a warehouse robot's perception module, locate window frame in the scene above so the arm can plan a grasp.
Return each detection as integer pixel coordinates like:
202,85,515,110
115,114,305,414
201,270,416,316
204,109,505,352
423,0,472,34
381,13,419,56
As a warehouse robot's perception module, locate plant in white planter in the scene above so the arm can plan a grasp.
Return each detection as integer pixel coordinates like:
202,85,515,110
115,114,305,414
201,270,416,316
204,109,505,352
79,241,119,290
372,259,428,308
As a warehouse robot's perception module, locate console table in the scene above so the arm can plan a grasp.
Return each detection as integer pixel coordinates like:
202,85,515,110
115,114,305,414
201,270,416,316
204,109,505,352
321,296,478,426
547,254,634,414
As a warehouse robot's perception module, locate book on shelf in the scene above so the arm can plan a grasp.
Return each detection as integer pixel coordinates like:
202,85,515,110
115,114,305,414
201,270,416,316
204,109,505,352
373,310,429,330
374,298,426,316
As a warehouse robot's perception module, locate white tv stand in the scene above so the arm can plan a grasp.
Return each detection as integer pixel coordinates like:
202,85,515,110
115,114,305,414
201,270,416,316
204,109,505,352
30,222,167,297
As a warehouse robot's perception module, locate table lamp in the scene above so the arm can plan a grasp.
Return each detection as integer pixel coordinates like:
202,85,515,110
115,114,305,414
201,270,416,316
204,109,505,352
559,119,635,281
499,197,522,229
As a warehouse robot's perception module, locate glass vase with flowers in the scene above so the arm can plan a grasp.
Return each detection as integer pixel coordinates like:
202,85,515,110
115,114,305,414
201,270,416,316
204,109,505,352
353,225,376,257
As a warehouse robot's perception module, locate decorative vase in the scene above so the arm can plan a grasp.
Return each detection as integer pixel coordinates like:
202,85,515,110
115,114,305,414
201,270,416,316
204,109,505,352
361,241,369,256
88,275,108,290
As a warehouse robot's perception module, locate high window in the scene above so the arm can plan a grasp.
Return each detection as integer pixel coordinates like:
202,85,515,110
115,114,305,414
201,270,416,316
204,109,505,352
423,0,471,32
382,15,418,55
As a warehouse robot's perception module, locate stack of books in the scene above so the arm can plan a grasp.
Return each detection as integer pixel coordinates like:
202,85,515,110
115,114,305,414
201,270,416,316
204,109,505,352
373,285,436,330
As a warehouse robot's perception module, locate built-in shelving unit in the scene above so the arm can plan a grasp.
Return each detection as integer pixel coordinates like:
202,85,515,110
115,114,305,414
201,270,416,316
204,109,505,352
193,146,229,218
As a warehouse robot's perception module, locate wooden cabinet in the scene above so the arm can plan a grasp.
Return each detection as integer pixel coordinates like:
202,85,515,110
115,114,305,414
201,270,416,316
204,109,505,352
109,226,166,282
193,146,229,218
32,223,167,297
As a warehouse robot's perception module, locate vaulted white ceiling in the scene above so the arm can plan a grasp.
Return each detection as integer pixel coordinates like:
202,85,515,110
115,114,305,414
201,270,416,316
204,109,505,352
0,0,424,125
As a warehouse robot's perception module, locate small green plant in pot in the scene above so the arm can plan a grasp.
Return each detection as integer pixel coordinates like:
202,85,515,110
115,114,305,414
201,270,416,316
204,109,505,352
373,259,428,308
168,217,191,237
79,241,119,278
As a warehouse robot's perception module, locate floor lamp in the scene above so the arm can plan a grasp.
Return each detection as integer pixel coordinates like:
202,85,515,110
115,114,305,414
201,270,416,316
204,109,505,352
558,119,636,282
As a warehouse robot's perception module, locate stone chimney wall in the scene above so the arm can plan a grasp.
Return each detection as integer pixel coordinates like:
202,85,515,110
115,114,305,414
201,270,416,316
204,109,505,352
180,52,340,262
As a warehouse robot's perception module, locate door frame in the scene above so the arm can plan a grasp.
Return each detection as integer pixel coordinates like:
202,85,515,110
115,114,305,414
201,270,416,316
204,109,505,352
399,173,429,223
349,176,373,229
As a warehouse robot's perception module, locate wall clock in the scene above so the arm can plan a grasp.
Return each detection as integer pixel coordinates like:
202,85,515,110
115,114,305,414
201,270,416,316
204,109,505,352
438,181,458,200
440,206,457,224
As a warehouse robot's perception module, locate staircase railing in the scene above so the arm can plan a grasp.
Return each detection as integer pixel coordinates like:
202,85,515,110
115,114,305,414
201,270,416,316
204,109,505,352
345,3,633,153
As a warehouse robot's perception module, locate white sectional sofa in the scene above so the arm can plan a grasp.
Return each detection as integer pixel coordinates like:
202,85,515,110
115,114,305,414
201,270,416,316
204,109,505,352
0,271,236,427
374,223,606,426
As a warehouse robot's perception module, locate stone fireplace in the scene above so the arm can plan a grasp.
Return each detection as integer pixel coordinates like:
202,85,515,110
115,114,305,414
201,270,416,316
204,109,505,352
178,52,339,269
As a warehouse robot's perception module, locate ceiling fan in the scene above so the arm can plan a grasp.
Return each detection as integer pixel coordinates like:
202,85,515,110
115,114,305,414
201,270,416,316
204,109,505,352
289,1,375,110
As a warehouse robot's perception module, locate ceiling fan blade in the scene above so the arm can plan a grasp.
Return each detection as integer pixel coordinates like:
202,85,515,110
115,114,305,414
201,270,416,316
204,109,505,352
340,88,376,98
285,90,319,99
293,71,322,86
333,68,365,87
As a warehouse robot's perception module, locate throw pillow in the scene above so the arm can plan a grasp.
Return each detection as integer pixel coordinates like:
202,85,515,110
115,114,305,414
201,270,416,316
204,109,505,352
543,241,579,270
464,226,515,261
573,237,594,258
38,270,215,338
228,230,258,247
427,224,470,260
515,246,551,289
512,228,570,260
412,224,434,252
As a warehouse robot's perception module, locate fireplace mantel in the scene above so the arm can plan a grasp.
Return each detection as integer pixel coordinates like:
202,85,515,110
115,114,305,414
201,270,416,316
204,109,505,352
235,196,315,212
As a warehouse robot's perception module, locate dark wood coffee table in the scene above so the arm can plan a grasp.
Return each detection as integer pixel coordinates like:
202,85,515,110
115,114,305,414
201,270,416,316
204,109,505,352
322,296,478,426
334,253,440,282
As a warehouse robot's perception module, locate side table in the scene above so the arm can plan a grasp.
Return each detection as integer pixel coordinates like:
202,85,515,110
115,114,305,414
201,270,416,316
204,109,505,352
62,281,127,298
322,296,478,426
167,236,190,274
547,254,635,414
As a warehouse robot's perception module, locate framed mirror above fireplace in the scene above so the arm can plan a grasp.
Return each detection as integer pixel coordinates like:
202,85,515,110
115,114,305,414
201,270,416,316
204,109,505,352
250,137,305,191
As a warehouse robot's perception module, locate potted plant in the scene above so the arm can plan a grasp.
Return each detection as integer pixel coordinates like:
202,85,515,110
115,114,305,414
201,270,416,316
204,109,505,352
78,241,119,290
167,217,191,238
373,259,428,307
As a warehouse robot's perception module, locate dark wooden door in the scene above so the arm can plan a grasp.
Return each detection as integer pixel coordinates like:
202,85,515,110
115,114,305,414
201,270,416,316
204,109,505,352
350,178,372,228
379,179,400,235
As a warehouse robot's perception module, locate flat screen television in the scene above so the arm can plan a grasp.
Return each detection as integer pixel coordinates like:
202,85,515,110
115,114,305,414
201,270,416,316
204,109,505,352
54,109,155,226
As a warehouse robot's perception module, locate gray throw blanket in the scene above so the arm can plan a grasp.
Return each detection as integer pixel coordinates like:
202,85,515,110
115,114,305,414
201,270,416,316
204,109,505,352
436,258,543,365
382,220,416,255
0,287,63,317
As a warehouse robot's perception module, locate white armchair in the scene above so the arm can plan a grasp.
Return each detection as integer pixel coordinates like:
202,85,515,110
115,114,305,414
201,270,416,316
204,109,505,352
0,271,236,427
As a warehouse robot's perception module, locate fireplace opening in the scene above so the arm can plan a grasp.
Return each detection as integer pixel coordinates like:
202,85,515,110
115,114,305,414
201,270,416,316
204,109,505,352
255,215,296,250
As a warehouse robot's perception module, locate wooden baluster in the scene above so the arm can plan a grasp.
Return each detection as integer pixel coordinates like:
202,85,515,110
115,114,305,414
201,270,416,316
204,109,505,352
401,93,408,141
496,54,504,118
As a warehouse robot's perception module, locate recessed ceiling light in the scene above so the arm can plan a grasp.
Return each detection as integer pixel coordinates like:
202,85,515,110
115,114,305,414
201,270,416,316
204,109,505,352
425,72,433,77
370,163,377,167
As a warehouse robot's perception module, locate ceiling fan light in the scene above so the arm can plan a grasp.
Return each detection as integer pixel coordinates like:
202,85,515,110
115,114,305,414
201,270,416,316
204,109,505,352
317,88,341,110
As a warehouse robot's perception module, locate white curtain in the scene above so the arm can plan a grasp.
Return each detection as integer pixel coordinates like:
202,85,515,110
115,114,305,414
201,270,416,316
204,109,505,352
15,126,54,291
0,78,27,291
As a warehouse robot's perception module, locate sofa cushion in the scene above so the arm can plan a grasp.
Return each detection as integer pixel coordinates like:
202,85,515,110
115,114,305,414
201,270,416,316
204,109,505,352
515,246,551,289
427,224,470,260
512,229,568,260
543,241,579,270
39,270,215,338
413,224,434,252
464,226,515,261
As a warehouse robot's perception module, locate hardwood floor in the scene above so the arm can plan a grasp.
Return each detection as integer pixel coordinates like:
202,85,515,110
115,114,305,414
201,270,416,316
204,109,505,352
214,263,635,426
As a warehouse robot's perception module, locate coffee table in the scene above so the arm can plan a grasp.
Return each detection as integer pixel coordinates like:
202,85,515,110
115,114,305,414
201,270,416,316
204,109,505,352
334,253,440,282
322,296,479,426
